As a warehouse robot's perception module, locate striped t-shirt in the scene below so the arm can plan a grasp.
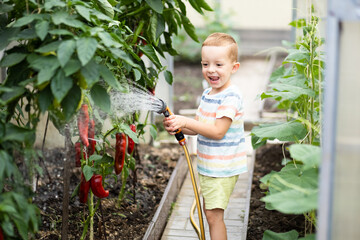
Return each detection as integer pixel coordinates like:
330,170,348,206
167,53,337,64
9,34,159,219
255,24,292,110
196,85,247,177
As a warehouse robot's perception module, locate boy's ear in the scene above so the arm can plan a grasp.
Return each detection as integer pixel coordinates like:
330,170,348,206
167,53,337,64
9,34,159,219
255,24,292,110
232,62,240,73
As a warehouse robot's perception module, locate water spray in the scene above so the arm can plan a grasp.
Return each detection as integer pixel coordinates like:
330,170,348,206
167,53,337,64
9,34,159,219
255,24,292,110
111,83,205,239
157,99,206,240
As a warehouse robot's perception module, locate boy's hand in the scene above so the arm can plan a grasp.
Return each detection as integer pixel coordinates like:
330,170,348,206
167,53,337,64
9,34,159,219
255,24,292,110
163,115,187,135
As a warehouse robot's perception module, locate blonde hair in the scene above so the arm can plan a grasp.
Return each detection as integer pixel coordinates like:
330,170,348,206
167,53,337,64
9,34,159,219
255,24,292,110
202,32,238,62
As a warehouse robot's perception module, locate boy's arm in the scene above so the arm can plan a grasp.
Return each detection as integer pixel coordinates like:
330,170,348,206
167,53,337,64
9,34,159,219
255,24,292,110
163,115,232,140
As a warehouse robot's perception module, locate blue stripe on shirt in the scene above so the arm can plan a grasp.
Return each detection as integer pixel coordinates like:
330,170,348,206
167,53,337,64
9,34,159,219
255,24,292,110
198,137,245,147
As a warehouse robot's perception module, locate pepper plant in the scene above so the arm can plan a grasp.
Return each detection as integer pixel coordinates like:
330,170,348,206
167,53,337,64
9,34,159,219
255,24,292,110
0,0,212,239
251,15,324,239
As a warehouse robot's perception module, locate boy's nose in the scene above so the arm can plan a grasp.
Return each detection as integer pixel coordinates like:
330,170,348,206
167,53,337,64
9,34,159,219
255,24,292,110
208,64,215,72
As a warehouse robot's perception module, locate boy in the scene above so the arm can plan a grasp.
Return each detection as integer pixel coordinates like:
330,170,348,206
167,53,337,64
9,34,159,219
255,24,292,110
163,32,247,239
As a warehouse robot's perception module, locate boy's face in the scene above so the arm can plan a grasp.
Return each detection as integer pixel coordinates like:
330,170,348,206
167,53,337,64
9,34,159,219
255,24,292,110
201,46,239,94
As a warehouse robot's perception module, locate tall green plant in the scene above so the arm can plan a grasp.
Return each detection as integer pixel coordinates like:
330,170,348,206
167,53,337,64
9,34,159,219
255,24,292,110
251,15,324,239
0,0,212,238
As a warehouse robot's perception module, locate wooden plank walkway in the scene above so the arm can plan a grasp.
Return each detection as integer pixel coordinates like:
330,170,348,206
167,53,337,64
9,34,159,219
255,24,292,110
161,56,274,240
161,135,255,240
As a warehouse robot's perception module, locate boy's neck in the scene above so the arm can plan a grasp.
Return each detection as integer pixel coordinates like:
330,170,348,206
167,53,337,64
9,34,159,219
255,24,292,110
208,81,232,95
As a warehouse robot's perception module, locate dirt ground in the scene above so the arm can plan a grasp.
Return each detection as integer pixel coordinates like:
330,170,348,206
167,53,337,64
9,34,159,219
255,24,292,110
246,144,305,239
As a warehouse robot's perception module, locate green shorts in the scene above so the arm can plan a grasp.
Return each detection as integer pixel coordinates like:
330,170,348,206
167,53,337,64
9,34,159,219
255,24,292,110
199,174,239,210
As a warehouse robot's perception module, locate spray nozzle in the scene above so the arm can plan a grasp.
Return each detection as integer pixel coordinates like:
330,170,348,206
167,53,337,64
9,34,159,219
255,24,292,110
157,99,186,145
157,99,168,115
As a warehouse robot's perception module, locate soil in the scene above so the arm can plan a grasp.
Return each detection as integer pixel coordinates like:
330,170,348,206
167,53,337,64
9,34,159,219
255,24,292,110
34,144,182,240
246,144,305,239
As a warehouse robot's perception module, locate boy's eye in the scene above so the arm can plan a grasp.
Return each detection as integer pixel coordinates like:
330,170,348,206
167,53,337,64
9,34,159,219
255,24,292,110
217,64,223,67
202,63,208,67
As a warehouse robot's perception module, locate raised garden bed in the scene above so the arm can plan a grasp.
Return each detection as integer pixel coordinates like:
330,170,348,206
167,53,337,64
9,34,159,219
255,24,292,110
246,144,306,239
33,143,184,240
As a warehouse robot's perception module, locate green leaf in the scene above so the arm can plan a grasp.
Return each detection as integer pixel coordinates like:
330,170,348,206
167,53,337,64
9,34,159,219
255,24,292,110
299,234,316,240
35,41,61,53
270,66,285,82
188,0,203,14
138,45,161,69
109,48,137,68
89,154,103,162
133,69,141,81
289,18,306,28
0,86,25,104
251,121,307,142
51,70,73,103
0,27,20,51
289,144,321,169
0,3,14,13
35,21,49,41
44,0,66,10
99,65,122,90
95,0,115,18
284,49,310,65
80,60,99,88
77,37,98,66
38,67,56,84
75,5,91,21
13,14,42,27
83,165,94,181
156,14,165,40
164,70,173,85
122,124,139,144
51,11,84,29
90,84,111,113
261,188,318,214
38,86,53,113
268,82,315,100
196,0,213,11
180,14,198,42
13,217,27,240
0,204,17,213
98,32,121,48
149,14,158,44
0,53,27,67
57,39,76,67
61,84,81,120
29,55,59,71
48,29,74,36
263,230,299,240
251,134,267,149
145,0,163,13
149,124,157,140
2,123,34,143
17,28,37,40
63,59,81,76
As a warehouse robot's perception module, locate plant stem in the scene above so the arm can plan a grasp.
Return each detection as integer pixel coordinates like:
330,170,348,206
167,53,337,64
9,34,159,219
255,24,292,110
90,192,94,240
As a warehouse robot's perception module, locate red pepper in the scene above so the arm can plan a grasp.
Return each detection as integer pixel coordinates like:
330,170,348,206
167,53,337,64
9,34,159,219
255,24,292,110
127,124,136,154
90,174,109,198
0,227,4,240
75,142,82,167
115,133,126,175
79,173,90,204
88,119,96,156
78,104,89,147
147,87,155,95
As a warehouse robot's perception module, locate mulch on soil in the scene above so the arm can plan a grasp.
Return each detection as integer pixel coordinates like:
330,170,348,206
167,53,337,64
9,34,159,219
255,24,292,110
246,144,306,239
34,144,182,240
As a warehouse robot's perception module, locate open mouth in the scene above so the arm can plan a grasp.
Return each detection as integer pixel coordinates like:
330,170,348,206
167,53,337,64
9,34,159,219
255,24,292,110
208,76,220,82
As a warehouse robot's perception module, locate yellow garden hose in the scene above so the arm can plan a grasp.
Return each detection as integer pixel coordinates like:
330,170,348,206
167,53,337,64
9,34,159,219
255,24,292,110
182,144,205,240
157,99,205,240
